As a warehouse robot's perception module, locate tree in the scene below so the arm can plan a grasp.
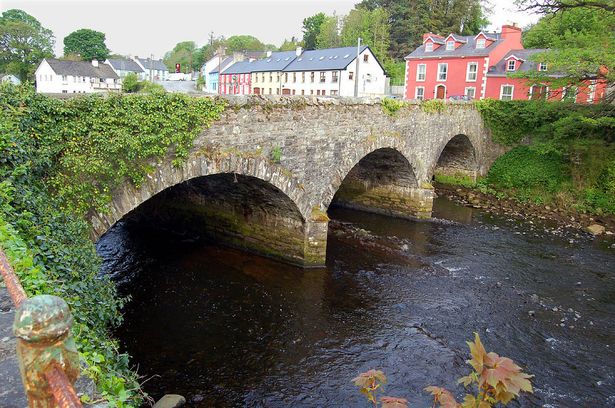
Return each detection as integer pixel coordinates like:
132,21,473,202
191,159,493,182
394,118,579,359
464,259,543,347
163,41,197,72
0,9,55,81
302,12,327,50
515,0,614,13
225,35,265,52
279,36,302,51
316,16,341,48
122,72,140,93
63,28,110,61
518,5,614,95
340,7,391,63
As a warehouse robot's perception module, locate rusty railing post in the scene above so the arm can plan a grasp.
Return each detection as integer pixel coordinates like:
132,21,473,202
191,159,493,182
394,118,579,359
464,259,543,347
13,294,81,408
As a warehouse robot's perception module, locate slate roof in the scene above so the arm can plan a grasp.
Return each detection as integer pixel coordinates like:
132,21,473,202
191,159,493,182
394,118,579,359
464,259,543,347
487,49,564,77
247,51,298,72
210,56,238,74
136,58,168,71
44,59,119,79
221,60,255,74
284,46,369,72
406,33,503,59
107,58,144,72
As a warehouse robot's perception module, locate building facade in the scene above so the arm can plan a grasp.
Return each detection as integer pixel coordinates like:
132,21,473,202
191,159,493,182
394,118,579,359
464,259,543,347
134,57,169,81
219,61,253,95
404,24,607,103
35,59,120,94
106,58,145,80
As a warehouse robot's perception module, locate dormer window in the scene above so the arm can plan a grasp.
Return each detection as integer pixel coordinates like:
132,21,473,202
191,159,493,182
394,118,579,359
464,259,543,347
476,38,486,49
446,41,455,50
539,63,548,71
425,42,433,52
507,60,516,71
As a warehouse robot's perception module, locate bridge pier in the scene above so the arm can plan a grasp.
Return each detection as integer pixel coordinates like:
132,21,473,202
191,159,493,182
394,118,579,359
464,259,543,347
303,219,328,267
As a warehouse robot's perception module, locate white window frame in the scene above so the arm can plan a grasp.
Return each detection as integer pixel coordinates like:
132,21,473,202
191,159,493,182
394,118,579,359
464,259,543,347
466,62,478,81
415,86,425,100
476,38,486,49
416,64,426,82
562,86,577,103
507,60,516,71
446,41,455,50
437,63,448,81
539,63,548,71
500,84,514,100
465,87,476,99
425,42,433,52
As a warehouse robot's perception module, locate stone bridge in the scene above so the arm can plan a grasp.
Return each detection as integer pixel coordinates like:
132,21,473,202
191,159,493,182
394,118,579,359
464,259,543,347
90,97,504,267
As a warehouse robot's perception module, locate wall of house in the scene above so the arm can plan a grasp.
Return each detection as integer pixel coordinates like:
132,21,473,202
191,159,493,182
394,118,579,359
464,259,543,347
220,73,251,95
404,57,487,100
251,71,282,95
339,49,387,97
35,61,94,94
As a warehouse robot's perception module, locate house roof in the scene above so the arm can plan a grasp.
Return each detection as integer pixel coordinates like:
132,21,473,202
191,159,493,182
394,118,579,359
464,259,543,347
283,46,369,72
136,57,168,71
44,59,119,79
221,60,255,75
106,58,144,72
407,33,504,59
445,34,467,43
247,50,298,72
486,49,562,77
210,56,238,74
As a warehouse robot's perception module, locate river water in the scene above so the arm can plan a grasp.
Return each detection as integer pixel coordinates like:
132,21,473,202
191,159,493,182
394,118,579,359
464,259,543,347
98,197,615,407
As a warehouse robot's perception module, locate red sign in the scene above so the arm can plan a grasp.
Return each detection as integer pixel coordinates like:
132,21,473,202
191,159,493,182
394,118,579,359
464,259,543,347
175,63,181,73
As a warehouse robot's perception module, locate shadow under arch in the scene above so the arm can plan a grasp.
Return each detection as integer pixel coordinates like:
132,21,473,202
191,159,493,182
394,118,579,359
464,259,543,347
328,147,433,219
92,156,326,267
432,134,479,181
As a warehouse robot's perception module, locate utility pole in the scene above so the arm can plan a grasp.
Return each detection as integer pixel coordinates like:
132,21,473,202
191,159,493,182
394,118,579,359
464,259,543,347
354,37,361,98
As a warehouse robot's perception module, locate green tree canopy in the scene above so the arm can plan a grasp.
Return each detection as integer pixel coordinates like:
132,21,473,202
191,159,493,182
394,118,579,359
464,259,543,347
0,9,55,81
340,7,391,62
163,41,197,72
279,36,302,51
519,5,614,92
302,12,327,49
316,16,341,49
225,35,265,52
63,28,110,61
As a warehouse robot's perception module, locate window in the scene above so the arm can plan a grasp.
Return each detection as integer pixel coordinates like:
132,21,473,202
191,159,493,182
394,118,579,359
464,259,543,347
320,72,326,82
292,89,296,95
62,75,67,82
293,73,297,83
62,90,67,93
425,42,433,52
415,87,425,100
363,54,369,62
437,63,448,81
465,87,476,99
331,90,338,96
321,90,326,95
310,90,314,95
349,71,354,80
507,60,516,71
466,63,478,81
302,72,305,83
416,64,426,81
562,86,577,102
332,71,338,82
317,90,320,95
285,73,288,82
476,38,486,49
446,41,455,50
310,72,315,82
539,63,548,71
500,85,514,100
301,90,305,95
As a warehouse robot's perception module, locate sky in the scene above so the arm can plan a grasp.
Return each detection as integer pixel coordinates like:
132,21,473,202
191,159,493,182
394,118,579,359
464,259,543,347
1,0,541,59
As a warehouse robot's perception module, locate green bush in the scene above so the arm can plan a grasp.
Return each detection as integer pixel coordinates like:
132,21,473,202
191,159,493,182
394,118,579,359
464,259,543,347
121,72,140,93
0,83,225,405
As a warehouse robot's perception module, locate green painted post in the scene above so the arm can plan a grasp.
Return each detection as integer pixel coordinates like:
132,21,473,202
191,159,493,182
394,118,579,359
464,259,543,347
13,295,80,407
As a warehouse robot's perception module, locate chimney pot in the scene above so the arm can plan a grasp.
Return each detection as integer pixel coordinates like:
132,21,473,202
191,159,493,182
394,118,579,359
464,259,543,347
266,50,272,58
296,46,302,56
91,60,99,67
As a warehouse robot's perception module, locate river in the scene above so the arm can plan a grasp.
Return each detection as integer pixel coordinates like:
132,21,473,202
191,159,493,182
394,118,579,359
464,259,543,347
97,197,615,407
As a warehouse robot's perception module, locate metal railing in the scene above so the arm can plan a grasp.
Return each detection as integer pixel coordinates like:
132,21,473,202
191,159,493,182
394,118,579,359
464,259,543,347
0,249,82,408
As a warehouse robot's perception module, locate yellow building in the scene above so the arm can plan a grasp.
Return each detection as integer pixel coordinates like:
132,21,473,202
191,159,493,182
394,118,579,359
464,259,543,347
248,50,299,95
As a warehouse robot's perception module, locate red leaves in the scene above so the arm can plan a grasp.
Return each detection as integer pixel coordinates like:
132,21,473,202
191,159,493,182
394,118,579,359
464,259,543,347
353,369,387,405
425,386,461,408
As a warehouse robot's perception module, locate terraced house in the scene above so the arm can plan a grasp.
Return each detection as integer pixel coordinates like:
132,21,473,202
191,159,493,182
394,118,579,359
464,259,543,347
403,24,607,103
219,46,387,97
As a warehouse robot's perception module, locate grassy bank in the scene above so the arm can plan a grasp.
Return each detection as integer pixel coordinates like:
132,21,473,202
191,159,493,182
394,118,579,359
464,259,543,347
0,84,225,406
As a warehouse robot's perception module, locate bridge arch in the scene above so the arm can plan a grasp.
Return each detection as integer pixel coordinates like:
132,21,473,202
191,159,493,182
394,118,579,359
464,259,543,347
431,133,480,181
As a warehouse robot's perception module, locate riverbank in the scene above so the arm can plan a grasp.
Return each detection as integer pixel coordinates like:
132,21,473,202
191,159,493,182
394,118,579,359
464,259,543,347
435,182,615,241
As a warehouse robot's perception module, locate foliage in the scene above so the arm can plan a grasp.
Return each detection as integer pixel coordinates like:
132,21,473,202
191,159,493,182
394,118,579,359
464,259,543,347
434,173,477,188
353,334,532,408
163,40,198,73
270,145,282,163
302,12,327,50
196,73,205,90
0,9,55,81
358,0,489,59
518,5,614,91
0,83,225,404
340,7,391,64
421,99,446,113
121,72,140,93
384,60,405,84
381,97,405,116
225,35,266,53
279,36,303,51
63,28,110,61
316,16,341,49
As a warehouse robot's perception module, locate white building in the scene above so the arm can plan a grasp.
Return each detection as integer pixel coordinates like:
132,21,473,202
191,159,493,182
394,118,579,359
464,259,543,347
106,58,145,80
1,74,21,85
134,57,169,81
35,59,120,94
283,46,386,97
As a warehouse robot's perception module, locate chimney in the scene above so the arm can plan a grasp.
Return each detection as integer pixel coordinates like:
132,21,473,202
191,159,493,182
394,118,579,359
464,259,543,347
91,60,99,67
501,24,522,48
233,52,245,62
266,50,272,58
295,46,302,56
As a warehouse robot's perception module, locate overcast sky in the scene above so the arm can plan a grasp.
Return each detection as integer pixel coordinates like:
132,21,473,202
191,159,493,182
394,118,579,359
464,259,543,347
1,0,541,59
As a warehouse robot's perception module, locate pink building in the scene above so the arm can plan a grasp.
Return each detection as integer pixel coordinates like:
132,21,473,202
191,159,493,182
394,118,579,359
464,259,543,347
219,60,252,95
404,24,607,103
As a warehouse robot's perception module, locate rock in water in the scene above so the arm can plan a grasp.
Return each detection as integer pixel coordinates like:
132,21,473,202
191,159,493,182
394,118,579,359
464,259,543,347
586,224,605,235
154,394,186,408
